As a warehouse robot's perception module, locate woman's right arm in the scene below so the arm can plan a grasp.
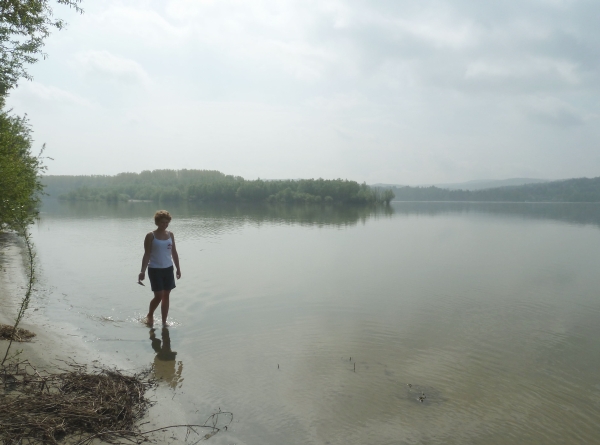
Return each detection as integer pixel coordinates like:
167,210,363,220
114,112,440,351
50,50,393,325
138,233,153,282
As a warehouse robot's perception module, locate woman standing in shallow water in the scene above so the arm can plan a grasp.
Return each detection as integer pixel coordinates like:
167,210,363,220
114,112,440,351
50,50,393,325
138,210,181,327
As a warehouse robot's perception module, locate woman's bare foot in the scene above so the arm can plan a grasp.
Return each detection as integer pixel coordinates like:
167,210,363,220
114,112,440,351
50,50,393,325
145,315,154,327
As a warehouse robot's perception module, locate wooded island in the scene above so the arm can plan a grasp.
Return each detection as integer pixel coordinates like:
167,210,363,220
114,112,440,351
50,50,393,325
43,170,396,205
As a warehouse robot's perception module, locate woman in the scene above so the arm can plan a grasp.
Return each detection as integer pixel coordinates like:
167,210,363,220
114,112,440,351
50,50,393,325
138,210,181,326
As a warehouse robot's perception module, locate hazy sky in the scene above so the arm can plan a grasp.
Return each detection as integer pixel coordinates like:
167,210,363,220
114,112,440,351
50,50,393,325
6,0,600,184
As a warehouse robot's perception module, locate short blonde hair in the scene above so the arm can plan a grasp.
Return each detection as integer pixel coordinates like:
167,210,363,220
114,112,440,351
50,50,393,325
154,210,172,224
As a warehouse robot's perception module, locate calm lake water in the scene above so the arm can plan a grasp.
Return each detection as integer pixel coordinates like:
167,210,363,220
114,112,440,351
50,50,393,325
30,200,600,444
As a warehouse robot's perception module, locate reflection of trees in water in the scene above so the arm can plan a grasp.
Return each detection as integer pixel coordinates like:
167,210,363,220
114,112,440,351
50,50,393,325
39,199,395,227
39,199,600,229
150,328,183,389
186,202,395,227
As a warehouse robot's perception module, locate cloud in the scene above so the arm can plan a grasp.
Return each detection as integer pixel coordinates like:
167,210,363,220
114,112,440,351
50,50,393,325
74,50,152,87
307,92,362,111
13,81,92,107
359,5,482,51
166,0,344,81
93,3,189,48
525,96,587,126
460,56,582,93
77,1,600,95
7,81,94,117
345,2,597,95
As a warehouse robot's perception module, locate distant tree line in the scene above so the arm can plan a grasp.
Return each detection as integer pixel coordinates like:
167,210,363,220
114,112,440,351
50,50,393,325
43,170,396,205
391,177,600,202
43,172,600,206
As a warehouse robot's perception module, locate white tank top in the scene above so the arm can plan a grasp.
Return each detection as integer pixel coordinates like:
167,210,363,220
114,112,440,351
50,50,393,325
148,232,174,268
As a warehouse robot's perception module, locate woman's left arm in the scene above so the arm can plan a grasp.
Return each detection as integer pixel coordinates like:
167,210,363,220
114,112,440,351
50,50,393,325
171,233,181,279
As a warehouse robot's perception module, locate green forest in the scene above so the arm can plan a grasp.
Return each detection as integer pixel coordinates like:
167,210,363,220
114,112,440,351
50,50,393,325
43,170,396,205
390,177,600,202
0,1,83,232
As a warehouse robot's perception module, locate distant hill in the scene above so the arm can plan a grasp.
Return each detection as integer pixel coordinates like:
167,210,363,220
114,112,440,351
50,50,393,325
388,177,600,202
371,183,406,189
372,178,549,191
429,178,549,191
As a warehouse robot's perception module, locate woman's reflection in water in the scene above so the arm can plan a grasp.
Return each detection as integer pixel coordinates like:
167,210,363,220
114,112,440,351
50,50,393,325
149,327,183,389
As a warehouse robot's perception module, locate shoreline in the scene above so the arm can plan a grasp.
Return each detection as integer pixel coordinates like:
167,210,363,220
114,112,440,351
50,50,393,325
0,232,190,443
0,231,116,372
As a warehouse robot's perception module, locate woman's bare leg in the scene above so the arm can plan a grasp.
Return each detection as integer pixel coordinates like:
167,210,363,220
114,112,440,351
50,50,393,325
161,290,171,326
147,292,163,325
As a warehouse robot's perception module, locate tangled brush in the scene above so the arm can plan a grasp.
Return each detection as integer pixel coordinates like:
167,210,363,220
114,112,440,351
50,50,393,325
1,360,155,444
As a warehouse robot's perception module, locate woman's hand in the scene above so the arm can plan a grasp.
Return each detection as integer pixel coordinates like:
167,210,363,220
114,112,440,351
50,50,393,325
176,269,181,279
138,272,145,282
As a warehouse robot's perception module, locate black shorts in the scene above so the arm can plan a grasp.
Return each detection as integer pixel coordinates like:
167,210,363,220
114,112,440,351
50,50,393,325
148,266,176,292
